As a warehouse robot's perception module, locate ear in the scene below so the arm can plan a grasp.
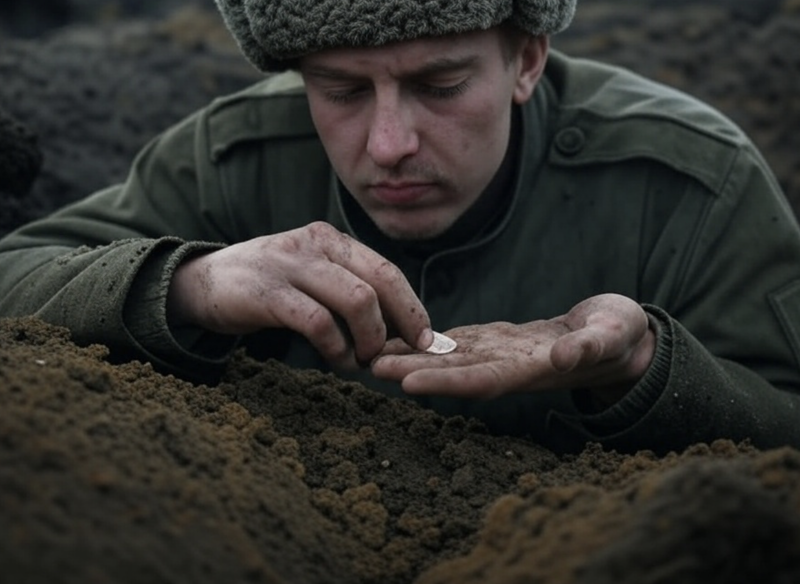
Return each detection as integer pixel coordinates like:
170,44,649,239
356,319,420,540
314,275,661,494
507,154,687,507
513,35,549,105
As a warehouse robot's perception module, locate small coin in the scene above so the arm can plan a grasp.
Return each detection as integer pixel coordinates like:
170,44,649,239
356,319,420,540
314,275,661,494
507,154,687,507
425,331,457,355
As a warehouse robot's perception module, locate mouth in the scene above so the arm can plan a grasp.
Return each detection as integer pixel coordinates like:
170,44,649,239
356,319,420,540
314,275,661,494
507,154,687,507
369,182,435,205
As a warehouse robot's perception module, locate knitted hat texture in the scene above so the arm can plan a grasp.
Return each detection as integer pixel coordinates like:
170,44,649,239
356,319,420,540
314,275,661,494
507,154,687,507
215,0,577,72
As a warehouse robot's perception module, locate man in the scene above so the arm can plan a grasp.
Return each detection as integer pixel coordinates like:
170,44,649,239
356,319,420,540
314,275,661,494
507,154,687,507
1,0,800,455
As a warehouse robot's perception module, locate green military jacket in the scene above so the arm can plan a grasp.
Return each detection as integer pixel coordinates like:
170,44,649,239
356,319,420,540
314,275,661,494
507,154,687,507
3,51,800,454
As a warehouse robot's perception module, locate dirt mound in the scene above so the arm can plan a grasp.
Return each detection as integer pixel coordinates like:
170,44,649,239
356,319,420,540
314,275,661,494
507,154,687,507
3,317,800,583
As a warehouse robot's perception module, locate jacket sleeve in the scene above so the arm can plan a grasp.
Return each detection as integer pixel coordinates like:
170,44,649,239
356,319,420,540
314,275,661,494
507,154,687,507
0,108,240,380
552,142,800,454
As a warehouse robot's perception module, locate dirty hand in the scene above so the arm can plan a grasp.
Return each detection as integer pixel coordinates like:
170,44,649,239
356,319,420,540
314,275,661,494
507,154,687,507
167,221,433,369
371,294,655,405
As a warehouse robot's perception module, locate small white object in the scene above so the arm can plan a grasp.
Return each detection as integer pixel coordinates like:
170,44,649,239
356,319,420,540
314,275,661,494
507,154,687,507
425,331,457,355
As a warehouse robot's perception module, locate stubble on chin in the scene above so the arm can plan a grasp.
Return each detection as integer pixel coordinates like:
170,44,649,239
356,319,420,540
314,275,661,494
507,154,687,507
374,210,459,242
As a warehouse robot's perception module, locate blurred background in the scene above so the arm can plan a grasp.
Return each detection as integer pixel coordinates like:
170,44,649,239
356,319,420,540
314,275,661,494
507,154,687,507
0,0,211,38
0,0,788,38
1,0,799,235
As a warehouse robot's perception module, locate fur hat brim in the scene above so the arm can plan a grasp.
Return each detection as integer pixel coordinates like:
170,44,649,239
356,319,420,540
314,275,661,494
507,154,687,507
215,0,577,72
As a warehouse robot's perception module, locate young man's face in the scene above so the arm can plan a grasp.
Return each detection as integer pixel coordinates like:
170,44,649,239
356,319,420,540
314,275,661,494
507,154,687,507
301,27,547,241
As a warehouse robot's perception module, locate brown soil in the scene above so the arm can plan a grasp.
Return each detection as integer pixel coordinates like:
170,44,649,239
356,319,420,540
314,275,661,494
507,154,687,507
3,3,800,583
4,317,800,583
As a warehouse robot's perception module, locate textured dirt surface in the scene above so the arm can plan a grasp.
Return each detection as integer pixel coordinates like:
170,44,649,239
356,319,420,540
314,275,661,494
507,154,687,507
3,2,800,583
3,317,800,584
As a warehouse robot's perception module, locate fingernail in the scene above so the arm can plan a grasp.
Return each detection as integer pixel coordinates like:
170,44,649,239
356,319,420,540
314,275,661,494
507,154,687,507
418,328,434,351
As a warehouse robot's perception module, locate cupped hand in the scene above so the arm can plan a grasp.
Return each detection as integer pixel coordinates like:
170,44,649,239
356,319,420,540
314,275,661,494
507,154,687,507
167,222,432,369
371,293,655,403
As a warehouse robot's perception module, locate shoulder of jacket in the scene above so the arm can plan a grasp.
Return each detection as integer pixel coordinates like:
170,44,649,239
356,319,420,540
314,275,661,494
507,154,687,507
203,71,317,162
544,51,754,194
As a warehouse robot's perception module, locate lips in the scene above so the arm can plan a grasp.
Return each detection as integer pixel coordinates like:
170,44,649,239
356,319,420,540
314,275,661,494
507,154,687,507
370,182,434,205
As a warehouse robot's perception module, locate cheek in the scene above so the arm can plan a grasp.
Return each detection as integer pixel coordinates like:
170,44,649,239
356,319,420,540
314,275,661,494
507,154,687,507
307,98,359,155
456,102,510,157
463,84,512,133
313,114,363,170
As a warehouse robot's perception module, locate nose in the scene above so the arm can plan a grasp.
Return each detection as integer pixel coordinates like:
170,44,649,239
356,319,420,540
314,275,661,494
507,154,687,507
366,92,419,168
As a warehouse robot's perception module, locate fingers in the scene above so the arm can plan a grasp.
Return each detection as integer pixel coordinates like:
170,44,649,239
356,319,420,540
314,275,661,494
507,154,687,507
168,223,431,369
373,296,655,399
304,223,433,351
376,354,557,398
262,286,355,368
371,351,440,380
550,331,605,372
248,222,431,364
403,363,508,398
284,260,388,364
552,295,649,372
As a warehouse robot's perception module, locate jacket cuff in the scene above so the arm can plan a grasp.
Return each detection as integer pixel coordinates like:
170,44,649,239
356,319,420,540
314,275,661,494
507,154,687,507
123,239,240,381
552,304,674,442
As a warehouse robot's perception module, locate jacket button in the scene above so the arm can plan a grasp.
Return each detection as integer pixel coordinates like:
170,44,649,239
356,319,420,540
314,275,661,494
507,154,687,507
555,127,586,156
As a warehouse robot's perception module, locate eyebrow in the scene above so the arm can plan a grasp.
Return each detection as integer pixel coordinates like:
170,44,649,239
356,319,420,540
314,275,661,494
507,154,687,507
302,54,480,81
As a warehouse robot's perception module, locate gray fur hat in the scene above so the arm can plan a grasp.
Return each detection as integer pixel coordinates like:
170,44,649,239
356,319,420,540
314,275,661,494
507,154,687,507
214,0,578,72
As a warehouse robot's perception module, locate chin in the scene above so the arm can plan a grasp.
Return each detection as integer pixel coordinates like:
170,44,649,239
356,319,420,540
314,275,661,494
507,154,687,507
370,205,462,240
376,218,450,241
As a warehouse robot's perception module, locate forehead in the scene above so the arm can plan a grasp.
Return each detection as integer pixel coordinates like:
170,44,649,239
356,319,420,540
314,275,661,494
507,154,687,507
299,27,503,76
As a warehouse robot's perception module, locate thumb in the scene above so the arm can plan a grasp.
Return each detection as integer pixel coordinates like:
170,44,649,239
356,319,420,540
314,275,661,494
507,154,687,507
550,329,605,372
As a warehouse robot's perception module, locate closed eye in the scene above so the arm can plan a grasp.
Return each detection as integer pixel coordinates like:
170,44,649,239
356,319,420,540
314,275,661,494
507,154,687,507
321,79,470,104
322,85,369,104
416,79,471,99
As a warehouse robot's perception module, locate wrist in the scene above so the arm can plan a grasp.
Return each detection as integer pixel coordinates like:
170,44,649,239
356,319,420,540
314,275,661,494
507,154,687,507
166,253,209,329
